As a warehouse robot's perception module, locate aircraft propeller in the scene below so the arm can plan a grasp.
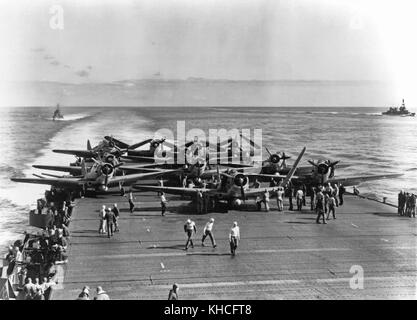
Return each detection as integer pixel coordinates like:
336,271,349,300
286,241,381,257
308,159,340,181
233,173,248,203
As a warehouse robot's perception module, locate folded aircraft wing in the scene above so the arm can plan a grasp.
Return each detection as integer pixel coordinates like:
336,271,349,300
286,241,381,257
52,149,96,158
11,177,82,188
108,169,179,186
327,173,403,187
32,165,83,175
245,173,294,179
132,185,214,196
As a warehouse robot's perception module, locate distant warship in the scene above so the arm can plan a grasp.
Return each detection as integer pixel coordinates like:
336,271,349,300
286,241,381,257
382,99,415,117
52,104,64,121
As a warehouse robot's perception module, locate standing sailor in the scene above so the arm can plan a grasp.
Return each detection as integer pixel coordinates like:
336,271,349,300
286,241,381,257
201,218,217,248
315,189,327,224
184,219,197,250
229,221,240,256
287,183,294,211
160,192,168,216
98,205,107,234
276,187,284,211
112,203,120,232
127,191,135,214
262,189,270,212
310,187,316,211
339,183,345,206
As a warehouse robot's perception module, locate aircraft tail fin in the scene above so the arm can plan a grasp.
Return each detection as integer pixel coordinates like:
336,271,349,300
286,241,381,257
87,140,92,151
280,146,306,188
104,136,130,149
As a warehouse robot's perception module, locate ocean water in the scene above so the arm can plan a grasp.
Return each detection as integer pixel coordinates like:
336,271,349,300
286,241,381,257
0,106,416,255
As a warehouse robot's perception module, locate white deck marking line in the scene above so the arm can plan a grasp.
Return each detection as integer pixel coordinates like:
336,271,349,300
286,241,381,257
145,275,417,290
80,246,417,260
316,275,417,283
351,223,359,228
151,279,301,289
81,247,352,259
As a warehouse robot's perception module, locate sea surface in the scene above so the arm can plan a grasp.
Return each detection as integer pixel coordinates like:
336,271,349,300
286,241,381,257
0,106,416,255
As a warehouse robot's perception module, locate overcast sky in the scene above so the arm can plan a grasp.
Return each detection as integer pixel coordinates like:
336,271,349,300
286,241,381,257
0,0,416,105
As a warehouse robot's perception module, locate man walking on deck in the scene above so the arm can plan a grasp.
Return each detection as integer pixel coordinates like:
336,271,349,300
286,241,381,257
201,218,217,248
161,192,168,216
127,191,135,214
229,221,240,256
184,219,197,250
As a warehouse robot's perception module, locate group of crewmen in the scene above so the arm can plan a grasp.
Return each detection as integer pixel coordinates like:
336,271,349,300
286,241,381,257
98,203,120,238
183,218,240,255
76,285,110,300
253,179,346,220
398,191,416,217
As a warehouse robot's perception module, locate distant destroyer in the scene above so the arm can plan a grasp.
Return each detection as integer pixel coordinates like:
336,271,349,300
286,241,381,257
382,99,415,117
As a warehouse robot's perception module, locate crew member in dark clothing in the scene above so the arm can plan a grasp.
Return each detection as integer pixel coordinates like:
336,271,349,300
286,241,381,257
168,283,179,300
302,184,307,206
160,192,168,216
315,190,327,224
310,187,316,210
287,185,294,211
269,178,277,187
127,191,135,213
112,203,120,232
105,208,115,238
338,183,345,206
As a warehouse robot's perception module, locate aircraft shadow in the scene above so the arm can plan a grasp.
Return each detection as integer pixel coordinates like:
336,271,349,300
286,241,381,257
187,252,232,256
284,221,313,224
70,234,103,238
372,212,399,217
147,244,185,250
72,229,98,234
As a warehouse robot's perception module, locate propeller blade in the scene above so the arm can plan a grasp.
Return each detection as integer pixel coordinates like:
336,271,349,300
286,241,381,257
241,185,246,203
308,160,318,167
265,147,272,157
240,133,260,149
114,162,125,168
330,160,340,167
128,139,153,150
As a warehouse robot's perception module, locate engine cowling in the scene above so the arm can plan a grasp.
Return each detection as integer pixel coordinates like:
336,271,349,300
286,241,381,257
233,173,249,188
151,140,162,149
101,163,114,176
317,163,330,175
270,154,280,164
